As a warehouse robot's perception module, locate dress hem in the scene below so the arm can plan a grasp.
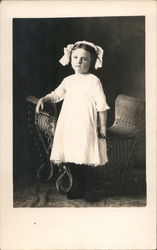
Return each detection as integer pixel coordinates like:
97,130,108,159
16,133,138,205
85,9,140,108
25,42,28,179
50,160,108,168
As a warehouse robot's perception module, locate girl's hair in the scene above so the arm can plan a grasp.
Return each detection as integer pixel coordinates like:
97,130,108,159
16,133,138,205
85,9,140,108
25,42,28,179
71,43,97,71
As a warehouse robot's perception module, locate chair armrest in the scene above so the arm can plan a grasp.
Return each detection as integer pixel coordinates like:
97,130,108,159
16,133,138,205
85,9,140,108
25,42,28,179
26,96,39,105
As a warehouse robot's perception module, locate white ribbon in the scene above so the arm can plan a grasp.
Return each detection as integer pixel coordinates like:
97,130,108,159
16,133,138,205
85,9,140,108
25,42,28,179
59,44,73,66
59,40,104,69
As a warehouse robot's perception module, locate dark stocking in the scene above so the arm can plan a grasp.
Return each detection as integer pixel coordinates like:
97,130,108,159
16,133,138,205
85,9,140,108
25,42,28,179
84,166,101,203
66,164,85,199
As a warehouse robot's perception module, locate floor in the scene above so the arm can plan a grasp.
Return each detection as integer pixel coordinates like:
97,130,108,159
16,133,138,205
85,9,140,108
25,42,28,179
13,168,146,208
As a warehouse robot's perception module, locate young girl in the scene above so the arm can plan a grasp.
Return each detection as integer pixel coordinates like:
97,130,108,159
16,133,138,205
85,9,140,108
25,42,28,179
36,41,110,202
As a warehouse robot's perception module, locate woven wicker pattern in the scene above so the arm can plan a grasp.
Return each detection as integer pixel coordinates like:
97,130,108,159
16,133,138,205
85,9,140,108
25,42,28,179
108,94,144,137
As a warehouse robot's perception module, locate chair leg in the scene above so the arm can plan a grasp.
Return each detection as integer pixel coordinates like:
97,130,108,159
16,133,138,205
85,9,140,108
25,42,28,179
56,164,73,194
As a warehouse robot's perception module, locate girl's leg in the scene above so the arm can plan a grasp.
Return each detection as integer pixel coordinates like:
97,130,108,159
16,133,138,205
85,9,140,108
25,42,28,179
66,164,85,199
84,166,101,202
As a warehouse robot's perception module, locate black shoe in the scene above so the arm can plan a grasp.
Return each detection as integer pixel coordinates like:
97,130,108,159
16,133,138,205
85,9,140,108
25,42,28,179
66,190,84,200
84,190,103,203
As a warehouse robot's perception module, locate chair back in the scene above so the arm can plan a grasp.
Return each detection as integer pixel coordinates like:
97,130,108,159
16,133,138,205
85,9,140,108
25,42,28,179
108,94,145,137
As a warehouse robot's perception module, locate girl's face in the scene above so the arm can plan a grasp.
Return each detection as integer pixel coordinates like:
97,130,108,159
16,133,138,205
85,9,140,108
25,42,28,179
71,48,92,74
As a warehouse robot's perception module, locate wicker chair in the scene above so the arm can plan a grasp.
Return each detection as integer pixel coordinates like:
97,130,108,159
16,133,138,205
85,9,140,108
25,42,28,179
105,94,145,190
26,96,73,194
25,94,145,193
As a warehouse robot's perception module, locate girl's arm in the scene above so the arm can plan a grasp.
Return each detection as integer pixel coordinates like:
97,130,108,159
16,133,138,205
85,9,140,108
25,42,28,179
98,110,107,138
36,79,66,113
36,94,52,114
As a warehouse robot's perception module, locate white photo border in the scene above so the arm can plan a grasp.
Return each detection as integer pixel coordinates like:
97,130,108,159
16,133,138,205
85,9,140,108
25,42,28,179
0,1,156,249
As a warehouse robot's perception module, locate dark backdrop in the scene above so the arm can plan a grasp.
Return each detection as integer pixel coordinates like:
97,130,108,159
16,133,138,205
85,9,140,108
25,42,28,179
13,17,145,183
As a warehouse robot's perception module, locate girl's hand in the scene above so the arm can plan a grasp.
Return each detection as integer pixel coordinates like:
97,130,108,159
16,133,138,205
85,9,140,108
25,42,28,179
99,125,107,139
36,98,44,114
98,110,107,139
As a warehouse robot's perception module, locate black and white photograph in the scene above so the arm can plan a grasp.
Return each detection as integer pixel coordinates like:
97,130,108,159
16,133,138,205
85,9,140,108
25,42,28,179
13,16,146,207
0,1,156,250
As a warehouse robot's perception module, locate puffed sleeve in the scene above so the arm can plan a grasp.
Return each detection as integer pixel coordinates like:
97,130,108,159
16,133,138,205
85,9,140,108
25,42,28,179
94,79,110,111
49,78,66,103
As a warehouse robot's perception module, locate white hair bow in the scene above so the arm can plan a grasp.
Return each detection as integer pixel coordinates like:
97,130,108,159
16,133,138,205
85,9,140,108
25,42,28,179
94,45,104,69
59,41,104,69
59,44,74,66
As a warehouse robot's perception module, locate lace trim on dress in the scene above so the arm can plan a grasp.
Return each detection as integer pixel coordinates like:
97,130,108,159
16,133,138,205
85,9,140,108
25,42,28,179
50,160,108,168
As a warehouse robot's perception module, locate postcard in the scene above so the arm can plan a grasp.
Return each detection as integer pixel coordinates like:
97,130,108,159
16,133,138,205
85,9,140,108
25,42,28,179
0,1,156,249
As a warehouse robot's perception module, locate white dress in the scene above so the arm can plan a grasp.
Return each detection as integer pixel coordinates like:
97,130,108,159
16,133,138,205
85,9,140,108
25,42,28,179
49,73,110,167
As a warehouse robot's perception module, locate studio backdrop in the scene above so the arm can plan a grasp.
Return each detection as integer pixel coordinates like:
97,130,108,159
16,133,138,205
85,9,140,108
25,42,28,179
13,16,145,183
